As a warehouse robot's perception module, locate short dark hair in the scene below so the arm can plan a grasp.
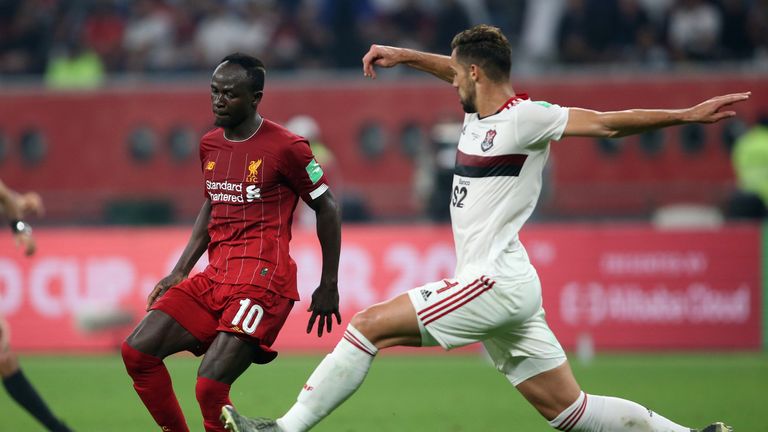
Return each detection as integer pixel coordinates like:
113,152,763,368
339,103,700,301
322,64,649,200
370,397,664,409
219,53,266,93
451,25,511,83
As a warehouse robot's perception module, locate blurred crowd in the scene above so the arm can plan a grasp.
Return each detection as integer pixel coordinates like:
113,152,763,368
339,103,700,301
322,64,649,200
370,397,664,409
0,0,766,86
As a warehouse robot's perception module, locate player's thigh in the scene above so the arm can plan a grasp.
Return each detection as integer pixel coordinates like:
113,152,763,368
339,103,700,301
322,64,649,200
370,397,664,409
350,293,421,348
140,274,222,357
126,309,200,358
198,332,259,384
483,308,566,379
409,274,530,350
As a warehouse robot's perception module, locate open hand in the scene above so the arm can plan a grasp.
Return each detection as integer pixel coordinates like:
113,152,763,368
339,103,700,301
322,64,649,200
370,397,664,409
146,272,186,310
685,92,751,124
306,282,341,337
362,44,402,79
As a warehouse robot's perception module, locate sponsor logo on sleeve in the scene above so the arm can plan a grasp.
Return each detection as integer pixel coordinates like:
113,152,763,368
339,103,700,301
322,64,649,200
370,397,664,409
305,159,324,184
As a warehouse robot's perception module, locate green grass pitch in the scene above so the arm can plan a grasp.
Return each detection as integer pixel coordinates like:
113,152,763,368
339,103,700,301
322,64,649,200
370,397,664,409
2,352,766,431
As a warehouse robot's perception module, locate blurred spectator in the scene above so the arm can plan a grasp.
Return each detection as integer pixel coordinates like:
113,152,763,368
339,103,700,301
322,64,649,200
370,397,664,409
319,0,378,68
718,0,753,60
83,1,125,72
728,114,768,219
389,0,433,50
557,0,595,63
666,0,722,61
520,0,565,63
122,0,175,72
44,38,105,89
195,1,277,67
0,0,765,78
615,0,665,64
485,0,527,47
270,2,332,70
432,0,471,53
749,0,768,63
0,0,51,75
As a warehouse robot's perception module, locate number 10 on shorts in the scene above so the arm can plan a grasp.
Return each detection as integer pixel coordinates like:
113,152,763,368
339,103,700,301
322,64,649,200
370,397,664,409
231,299,264,334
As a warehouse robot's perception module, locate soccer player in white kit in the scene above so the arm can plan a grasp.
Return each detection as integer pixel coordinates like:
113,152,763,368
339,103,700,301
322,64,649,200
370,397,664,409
222,25,749,432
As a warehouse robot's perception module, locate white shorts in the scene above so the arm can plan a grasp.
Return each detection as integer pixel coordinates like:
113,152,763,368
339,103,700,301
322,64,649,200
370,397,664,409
407,272,566,385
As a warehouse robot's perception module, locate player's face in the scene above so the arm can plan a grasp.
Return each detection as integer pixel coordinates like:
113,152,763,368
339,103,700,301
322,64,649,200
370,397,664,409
210,62,258,128
450,50,477,114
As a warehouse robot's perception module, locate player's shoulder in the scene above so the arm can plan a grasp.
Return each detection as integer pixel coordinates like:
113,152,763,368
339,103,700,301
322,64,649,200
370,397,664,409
200,127,224,150
517,98,562,112
508,99,566,123
261,118,308,145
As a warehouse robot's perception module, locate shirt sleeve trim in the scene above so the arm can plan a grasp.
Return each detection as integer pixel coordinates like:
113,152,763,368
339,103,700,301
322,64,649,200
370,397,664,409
309,183,329,200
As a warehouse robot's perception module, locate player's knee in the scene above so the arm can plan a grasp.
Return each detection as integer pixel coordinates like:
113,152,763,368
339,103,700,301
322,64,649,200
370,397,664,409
195,376,229,405
349,308,383,343
121,340,160,373
0,350,19,377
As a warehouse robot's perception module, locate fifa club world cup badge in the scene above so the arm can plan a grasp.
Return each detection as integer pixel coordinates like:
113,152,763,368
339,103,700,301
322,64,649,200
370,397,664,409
481,128,497,152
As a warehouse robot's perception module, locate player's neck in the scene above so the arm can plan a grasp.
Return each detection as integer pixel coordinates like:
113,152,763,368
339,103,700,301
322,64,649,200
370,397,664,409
224,114,264,142
476,84,515,119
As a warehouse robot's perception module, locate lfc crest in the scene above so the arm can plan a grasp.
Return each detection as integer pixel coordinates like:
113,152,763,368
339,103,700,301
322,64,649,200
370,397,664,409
246,159,262,182
481,129,497,152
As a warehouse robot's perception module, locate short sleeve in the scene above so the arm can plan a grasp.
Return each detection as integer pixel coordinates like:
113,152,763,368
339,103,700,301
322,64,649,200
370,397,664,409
515,100,569,148
199,140,209,199
281,139,329,202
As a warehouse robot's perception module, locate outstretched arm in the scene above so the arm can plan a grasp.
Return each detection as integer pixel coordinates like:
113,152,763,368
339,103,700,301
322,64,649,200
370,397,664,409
362,44,454,83
305,190,342,337
564,92,751,138
0,180,43,256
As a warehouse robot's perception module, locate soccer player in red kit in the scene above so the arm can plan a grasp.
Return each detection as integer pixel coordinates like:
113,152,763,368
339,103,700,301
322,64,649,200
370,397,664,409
121,53,342,432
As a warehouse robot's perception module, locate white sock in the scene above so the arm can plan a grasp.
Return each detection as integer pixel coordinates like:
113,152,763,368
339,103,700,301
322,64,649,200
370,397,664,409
276,325,378,432
549,392,692,432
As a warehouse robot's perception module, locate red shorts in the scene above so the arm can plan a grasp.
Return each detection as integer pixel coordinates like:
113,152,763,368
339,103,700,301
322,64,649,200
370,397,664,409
151,273,294,364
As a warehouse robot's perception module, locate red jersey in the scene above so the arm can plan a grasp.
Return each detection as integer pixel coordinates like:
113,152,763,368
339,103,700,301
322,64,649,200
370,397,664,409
199,118,328,300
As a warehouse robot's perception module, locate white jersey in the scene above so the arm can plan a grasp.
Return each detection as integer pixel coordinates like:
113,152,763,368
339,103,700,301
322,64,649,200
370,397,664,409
450,94,568,278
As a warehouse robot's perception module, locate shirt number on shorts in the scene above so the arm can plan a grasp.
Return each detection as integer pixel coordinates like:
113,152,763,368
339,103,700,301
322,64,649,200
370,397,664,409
452,186,467,208
232,299,264,335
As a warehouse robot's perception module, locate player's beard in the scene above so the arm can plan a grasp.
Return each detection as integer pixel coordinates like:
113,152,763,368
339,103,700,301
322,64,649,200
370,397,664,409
214,112,244,128
459,85,477,113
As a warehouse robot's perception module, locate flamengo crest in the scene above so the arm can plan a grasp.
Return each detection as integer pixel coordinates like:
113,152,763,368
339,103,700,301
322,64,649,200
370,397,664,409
481,129,497,152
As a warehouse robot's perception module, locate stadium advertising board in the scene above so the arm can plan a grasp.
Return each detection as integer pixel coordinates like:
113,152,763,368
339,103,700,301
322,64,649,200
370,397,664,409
0,225,760,352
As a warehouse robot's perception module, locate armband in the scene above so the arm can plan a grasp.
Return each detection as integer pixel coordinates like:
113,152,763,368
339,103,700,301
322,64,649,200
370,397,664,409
10,220,32,235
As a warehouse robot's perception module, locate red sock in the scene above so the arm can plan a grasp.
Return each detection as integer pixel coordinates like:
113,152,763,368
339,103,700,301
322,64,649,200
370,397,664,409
121,341,189,432
196,376,232,432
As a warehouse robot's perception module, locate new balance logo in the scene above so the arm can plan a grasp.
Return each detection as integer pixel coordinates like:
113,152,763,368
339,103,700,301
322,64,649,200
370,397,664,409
303,384,314,391
420,289,432,301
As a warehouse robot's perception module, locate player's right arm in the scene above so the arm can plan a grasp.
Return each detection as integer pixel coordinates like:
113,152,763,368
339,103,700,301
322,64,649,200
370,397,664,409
146,199,212,310
362,45,454,83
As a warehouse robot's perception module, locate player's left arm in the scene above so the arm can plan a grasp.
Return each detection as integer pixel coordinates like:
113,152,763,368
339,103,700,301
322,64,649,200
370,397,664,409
305,190,342,337
563,92,751,138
